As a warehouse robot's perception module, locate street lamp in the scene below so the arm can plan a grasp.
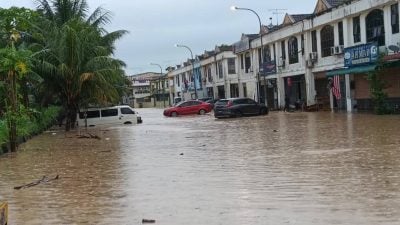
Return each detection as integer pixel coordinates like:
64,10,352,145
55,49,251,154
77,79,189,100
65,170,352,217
150,63,166,108
175,43,198,100
231,6,265,104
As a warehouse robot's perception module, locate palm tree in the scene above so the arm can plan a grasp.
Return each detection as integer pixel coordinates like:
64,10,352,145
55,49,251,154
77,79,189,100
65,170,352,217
34,0,128,130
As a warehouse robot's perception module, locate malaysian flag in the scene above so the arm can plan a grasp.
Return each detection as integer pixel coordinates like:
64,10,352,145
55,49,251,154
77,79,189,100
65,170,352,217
332,75,341,100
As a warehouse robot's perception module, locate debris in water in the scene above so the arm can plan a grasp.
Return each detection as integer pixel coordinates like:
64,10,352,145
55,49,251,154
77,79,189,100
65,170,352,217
142,218,156,223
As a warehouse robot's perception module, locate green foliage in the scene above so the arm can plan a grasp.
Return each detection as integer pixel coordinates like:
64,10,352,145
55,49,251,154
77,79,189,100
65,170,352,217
367,56,392,114
0,106,61,147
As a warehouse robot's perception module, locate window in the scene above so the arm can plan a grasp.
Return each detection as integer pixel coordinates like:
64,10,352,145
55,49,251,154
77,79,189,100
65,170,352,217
353,16,361,43
301,34,305,55
228,58,236,74
338,21,344,45
311,30,317,52
281,40,286,60
288,36,299,64
366,9,385,46
217,61,223,78
79,110,100,119
121,107,135,114
101,109,118,117
320,25,334,57
240,54,244,69
245,52,251,73
391,3,399,34
207,66,212,82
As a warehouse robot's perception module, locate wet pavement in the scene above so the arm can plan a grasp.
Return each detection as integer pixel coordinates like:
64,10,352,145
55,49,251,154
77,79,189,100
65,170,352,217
1,108,400,225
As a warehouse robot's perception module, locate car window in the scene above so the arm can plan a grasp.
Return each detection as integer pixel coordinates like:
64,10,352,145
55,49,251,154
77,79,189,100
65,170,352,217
215,100,229,106
191,101,201,106
79,110,100,119
179,102,190,107
121,107,135,114
233,99,247,105
101,109,118,117
245,99,257,104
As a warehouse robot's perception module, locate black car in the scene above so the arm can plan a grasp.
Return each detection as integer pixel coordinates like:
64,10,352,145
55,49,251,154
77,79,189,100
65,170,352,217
214,98,268,118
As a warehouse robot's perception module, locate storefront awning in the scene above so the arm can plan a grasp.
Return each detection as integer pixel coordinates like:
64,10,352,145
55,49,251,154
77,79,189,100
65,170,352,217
326,65,376,77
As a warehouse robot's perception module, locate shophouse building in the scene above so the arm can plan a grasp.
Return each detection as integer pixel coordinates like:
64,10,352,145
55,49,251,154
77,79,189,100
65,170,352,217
241,0,400,112
168,45,238,101
168,0,400,112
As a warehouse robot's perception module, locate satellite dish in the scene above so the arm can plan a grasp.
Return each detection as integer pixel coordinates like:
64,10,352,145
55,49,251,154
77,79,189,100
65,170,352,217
388,45,400,53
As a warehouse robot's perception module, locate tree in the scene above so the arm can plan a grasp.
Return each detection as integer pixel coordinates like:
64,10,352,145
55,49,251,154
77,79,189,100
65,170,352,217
34,0,128,130
367,56,391,114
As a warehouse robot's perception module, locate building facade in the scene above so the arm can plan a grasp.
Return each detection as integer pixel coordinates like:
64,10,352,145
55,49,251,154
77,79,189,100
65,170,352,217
168,0,400,112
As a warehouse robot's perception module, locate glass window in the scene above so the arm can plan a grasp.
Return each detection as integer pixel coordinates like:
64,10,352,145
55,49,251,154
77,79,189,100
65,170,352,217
245,98,256,104
217,61,223,78
178,102,190,107
338,21,344,45
301,34,305,55
311,30,317,52
228,58,236,74
121,107,135,114
245,52,251,73
79,110,100,119
353,16,361,43
320,25,334,57
191,101,201,106
391,3,399,34
366,9,385,46
281,40,286,59
288,36,299,64
101,109,118,117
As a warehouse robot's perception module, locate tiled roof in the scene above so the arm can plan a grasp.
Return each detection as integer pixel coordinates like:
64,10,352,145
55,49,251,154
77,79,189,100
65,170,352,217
326,0,351,8
291,14,313,22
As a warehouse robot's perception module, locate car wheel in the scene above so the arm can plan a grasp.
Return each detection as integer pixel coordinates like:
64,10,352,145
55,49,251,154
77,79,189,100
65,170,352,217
124,121,132,124
171,112,178,117
199,109,206,115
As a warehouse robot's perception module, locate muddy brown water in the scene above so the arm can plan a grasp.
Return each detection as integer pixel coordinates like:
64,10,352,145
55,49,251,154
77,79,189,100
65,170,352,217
1,109,400,225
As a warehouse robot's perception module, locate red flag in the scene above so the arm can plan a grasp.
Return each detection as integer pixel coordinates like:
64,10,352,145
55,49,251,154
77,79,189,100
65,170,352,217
332,75,341,100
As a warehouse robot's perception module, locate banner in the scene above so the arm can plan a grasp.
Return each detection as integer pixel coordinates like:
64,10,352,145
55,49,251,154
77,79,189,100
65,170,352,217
344,42,378,67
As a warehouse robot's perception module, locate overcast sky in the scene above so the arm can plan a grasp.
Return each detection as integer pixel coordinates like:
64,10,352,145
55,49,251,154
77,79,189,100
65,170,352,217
1,0,316,75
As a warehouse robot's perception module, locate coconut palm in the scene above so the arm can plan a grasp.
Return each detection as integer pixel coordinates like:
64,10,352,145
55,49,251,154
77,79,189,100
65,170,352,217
34,0,128,130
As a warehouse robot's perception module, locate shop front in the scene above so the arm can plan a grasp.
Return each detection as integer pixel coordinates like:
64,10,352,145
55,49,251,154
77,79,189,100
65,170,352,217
284,75,306,110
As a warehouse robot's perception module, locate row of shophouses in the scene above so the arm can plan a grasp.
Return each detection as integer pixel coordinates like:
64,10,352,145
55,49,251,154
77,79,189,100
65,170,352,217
166,0,400,112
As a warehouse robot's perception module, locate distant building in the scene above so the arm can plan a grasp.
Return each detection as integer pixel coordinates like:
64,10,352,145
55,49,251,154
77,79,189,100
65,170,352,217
127,72,169,108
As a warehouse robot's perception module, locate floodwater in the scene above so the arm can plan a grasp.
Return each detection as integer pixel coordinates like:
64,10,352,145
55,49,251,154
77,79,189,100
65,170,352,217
1,109,400,225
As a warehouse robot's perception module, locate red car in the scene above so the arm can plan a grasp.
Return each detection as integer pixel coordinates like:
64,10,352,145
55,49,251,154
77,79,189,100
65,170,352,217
163,100,213,117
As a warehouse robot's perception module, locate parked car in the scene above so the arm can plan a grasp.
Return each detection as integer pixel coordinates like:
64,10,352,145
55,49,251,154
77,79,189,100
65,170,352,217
163,100,213,117
205,99,219,108
214,98,268,118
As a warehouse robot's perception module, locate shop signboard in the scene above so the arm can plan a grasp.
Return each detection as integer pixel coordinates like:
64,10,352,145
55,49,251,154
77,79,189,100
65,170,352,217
260,60,276,76
344,42,378,67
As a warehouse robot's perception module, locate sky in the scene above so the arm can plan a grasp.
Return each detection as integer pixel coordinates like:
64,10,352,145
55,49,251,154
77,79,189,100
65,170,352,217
1,0,316,75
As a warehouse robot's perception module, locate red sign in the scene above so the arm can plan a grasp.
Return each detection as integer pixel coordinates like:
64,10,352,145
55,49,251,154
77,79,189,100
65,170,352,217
383,53,400,61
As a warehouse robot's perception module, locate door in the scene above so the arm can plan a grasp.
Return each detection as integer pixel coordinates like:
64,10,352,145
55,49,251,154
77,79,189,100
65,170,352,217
245,98,259,114
120,107,137,124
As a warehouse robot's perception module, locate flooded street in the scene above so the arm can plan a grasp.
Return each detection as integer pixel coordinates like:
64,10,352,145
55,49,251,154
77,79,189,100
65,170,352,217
1,109,400,225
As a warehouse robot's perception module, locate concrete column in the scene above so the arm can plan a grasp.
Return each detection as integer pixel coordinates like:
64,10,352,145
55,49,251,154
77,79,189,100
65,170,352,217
277,76,285,108
305,70,316,106
345,74,352,112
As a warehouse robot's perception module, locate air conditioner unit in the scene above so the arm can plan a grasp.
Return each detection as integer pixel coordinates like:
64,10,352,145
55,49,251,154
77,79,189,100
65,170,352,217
332,45,344,55
309,52,318,62
306,59,314,68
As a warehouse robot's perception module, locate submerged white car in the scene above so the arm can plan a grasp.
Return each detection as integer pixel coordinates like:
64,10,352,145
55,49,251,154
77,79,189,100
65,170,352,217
77,105,142,127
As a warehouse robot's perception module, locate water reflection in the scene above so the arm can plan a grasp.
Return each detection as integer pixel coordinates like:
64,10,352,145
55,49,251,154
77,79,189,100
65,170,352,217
1,109,400,224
